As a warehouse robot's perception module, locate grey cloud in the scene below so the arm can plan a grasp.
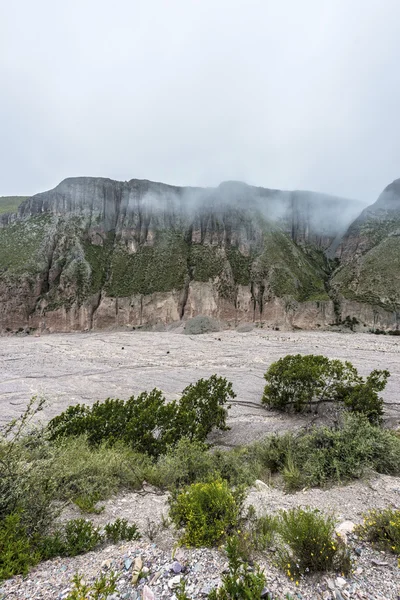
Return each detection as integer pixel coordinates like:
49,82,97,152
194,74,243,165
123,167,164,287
1,0,400,203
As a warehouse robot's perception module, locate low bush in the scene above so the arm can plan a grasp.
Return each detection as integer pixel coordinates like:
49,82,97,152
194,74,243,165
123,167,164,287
245,505,278,554
48,375,235,457
276,507,351,577
0,512,40,580
169,479,245,547
262,354,389,424
104,518,140,544
152,438,216,489
355,508,400,557
252,414,400,490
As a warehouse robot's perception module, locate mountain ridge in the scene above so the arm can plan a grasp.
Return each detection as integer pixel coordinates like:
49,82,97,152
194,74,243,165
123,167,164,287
0,177,398,334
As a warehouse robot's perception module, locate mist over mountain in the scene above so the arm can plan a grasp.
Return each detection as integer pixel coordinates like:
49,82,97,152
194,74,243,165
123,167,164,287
0,176,398,333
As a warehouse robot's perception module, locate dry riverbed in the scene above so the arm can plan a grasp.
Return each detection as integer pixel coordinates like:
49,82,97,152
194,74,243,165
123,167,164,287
0,329,399,440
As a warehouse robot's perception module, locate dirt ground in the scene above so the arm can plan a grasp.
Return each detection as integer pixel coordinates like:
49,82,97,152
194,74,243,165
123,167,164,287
0,328,399,443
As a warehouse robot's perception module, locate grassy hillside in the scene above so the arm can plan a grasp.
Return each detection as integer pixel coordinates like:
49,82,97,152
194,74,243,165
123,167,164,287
0,196,29,215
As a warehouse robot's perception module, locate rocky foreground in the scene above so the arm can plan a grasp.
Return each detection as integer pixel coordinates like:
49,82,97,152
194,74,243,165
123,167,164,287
2,474,400,600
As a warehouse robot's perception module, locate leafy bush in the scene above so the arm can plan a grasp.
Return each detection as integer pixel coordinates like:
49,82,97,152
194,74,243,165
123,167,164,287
63,518,103,556
104,518,140,544
153,438,216,489
261,354,388,423
276,508,351,577
0,512,40,581
245,505,278,553
169,479,245,547
65,572,117,600
208,535,266,599
252,414,400,490
48,376,235,457
355,508,400,556
49,436,153,501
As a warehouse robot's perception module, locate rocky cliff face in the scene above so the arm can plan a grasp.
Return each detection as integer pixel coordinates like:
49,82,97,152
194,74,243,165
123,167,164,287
331,178,400,329
0,176,396,333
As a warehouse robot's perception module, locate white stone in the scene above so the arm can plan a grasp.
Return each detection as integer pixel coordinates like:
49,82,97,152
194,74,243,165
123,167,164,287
168,575,181,589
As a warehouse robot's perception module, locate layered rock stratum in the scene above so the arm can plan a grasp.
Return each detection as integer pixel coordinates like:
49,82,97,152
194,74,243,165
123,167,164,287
0,176,399,333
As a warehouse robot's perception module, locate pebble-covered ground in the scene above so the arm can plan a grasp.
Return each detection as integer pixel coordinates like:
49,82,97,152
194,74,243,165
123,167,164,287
1,475,399,600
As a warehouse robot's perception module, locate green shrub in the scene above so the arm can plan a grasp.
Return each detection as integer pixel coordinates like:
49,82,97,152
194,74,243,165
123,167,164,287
63,518,103,556
276,508,351,577
49,436,152,502
0,512,40,581
355,508,400,556
169,479,245,547
261,354,388,423
47,376,235,457
252,414,400,490
295,414,400,487
208,535,266,599
174,376,234,441
104,518,140,544
73,492,104,514
153,438,216,489
246,505,278,553
65,572,117,600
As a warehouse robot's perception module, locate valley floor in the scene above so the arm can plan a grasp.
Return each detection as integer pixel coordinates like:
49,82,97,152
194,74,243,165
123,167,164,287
0,329,399,438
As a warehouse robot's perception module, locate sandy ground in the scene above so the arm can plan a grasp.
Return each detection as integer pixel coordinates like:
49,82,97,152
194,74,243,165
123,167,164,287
1,329,399,443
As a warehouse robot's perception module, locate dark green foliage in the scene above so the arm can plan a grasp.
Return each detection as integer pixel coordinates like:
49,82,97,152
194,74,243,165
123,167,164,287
208,535,266,599
189,244,224,281
343,369,388,425
63,519,103,556
104,518,140,544
0,513,40,580
107,233,188,297
226,247,252,286
169,480,245,547
277,508,351,577
262,354,388,423
174,376,234,441
48,376,235,457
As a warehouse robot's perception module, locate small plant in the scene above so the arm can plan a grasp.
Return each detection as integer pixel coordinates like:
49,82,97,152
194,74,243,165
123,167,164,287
64,519,103,556
276,507,351,578
246,506,278,552
355,508,400,556
208,535,266,599
261,354,388,423
65,571,117,600
104,518,140,544
0,512,40,581
169,479,245,547
74,492,104,514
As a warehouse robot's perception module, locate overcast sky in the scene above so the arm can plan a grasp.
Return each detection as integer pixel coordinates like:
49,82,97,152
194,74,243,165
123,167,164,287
1,0,399,202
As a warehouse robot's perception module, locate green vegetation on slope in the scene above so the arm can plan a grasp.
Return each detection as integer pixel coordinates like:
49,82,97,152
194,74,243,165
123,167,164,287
333,234,400,309
252,229,329,302
0,215,53,275
106,232,188,297
0,196,29,215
